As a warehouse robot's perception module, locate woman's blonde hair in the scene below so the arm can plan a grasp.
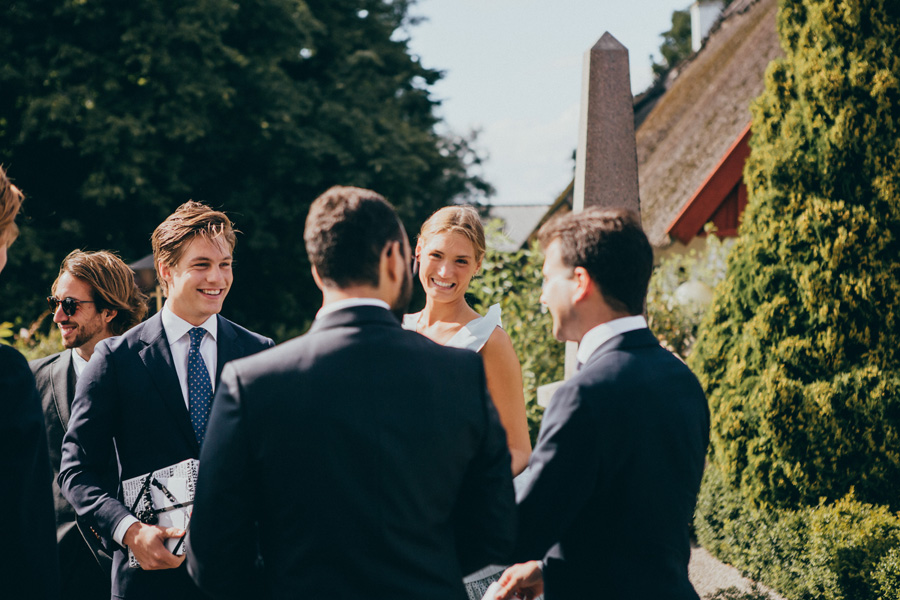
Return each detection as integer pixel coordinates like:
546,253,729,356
418,205,486,262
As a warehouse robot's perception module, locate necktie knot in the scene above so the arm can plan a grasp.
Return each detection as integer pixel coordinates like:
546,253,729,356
189,327,205,350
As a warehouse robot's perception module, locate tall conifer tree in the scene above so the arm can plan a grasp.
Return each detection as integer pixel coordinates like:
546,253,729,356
690,0,900,509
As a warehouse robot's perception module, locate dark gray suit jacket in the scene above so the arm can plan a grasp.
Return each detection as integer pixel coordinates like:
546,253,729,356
59,312,273,600
513,329,709,600
1,344,60,599
31,349,112,596
186,305,516,600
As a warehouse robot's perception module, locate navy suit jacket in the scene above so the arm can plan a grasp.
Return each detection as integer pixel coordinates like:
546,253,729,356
185,306,516,600
0,344,60,599
59,312,273,600
513,329,709,600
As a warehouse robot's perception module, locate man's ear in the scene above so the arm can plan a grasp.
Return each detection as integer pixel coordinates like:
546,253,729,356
158,260,171,285
383,240,405,283
101,309,118,325
414,238,423,261
311,265,325,290
572,266,593,303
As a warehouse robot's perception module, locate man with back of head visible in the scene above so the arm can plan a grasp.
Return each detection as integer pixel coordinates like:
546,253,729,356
31,250,149,599
0,165,59,599
495,207,709,600
60,202,274,599
186,186,516,600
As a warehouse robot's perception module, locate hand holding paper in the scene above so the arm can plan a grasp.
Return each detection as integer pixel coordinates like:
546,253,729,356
123,522,185,570
492,561,544,600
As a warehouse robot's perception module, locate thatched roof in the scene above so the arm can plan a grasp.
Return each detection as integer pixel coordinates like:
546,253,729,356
639,0,781,246
530,0,782,248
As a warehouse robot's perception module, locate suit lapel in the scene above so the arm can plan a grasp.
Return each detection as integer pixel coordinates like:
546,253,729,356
214,315,241,384
138,314,198,452
50,350,75,430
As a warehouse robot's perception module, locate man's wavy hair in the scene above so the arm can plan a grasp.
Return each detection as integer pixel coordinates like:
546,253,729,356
53,250,149,335
304,186,405,288
151,201,237,294
538,207,653,316
0,165,24,248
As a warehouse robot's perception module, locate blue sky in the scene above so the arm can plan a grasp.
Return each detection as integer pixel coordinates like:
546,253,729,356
405,0,693,206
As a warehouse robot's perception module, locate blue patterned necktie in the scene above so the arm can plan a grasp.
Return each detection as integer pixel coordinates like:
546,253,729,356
187,327,213,446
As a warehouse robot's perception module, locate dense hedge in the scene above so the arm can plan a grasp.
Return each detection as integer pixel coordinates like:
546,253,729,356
467,234,559,444
695,465,900,600
689,0,900,510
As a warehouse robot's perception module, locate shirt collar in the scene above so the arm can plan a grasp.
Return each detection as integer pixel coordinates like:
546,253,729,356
71,349,89,378
161,301,218,344
316,298,390,319
576,315,648,365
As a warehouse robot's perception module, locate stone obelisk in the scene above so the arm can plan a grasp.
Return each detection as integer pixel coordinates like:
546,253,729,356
572,32,640,216
538,32,641,406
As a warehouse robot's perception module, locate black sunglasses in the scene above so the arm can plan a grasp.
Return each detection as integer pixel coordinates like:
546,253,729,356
47,296,96,317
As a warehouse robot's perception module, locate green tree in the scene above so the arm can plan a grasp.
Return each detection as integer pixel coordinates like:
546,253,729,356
652,9,692,79
689,0,900,510
0,0,490,339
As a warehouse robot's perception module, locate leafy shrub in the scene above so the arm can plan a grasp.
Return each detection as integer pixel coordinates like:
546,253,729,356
874,548,900,600
705,585,775,600
696,465,900,600
647,227,731,359
0,319,62,361
467,228,560,443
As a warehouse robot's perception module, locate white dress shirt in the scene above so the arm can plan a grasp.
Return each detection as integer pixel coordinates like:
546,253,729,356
72,348,89,379
576,315,648,367
161,302,218,406
113,303,219,547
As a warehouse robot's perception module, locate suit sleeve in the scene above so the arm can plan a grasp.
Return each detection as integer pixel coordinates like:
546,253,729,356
58,340,132,544
453,360,517,575
186,363,262,599
512,381,603,563
0,346,61,599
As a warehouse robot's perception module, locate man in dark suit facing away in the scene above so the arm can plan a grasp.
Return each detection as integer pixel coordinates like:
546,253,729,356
186,186,516,600
60,202,274,599
496,208,710,600
32,250,148,599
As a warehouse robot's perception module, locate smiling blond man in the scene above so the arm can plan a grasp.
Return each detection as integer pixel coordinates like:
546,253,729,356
59,202,274,599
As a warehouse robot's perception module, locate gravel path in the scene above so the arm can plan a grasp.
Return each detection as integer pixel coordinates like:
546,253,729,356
689,544,786,599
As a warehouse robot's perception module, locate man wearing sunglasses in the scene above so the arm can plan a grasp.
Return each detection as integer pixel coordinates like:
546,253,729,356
31,249,148,599
59,202,274,600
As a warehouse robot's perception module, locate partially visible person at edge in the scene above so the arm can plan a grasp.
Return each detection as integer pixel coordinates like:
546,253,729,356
0,165,61,599
403,205,532,600
59,201,274,599
32,250,148,599
495,207,709,600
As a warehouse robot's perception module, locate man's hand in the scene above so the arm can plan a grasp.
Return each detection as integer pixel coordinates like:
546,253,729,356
123,521,185,570
494,561,544,600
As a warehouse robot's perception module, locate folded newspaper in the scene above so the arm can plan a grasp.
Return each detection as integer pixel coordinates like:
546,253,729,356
122,458,199,568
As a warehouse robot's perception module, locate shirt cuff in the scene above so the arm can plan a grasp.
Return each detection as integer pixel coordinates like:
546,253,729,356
113,514,140,547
